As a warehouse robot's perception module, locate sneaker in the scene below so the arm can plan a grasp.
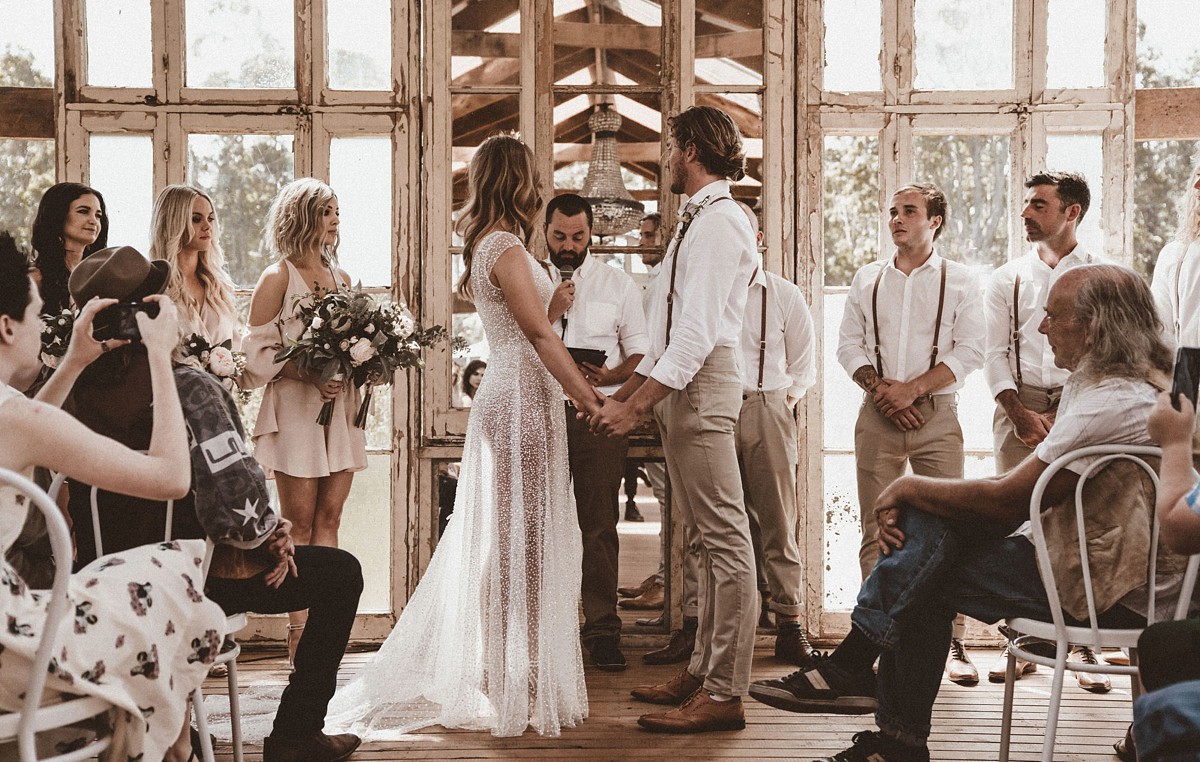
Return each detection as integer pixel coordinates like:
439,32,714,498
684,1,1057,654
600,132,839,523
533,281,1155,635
1072,645,1111,693
813,730,930,762
748,656,877,714
944,638,979,686
774,625,817,667
987,645,1038,683
587,637,627,672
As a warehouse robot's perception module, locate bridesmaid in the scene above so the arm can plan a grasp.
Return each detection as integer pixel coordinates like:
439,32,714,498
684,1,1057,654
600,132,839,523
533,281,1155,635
242,178,366,666
149,184,239,347
30,182,110,313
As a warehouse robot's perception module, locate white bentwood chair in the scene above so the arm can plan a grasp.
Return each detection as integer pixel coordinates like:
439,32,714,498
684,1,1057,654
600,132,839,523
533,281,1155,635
997,445,1200,762
0,467,126,762
68,474,246,762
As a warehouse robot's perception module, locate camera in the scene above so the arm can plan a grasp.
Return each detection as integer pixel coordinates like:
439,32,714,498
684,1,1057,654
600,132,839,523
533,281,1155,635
92,301,160,342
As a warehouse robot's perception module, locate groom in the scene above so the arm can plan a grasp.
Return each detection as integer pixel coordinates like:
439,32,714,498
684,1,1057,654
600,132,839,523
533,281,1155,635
591,105,759,733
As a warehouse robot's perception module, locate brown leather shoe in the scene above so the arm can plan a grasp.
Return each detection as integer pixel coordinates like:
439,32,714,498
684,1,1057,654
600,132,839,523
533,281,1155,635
637,691,745,733
618,582,664,610
631,667,704,705
263,731,361,762
618,574,657,599
644,626,696,665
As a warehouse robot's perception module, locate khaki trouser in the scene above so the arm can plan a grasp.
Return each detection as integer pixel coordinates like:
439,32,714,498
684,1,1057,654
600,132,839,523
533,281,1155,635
736,389,803,616
566,403,630,645
992,384,1063,474
654,347,757,696
856,394,963,579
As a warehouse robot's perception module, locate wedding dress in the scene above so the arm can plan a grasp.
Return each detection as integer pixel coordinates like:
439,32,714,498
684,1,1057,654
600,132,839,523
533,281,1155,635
326,230,587,738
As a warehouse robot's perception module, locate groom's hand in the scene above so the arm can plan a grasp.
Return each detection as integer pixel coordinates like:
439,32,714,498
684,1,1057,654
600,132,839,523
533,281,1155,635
590,397,640,437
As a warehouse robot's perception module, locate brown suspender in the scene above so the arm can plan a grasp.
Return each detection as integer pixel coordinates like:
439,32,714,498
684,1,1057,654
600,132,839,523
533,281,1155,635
757,275,768,390
1012,273,1023,389
664,196,735,348
870,259,948,377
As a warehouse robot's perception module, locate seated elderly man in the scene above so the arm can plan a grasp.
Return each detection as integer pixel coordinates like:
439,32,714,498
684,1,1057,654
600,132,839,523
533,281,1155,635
61,247,363,762
749,264,1185,762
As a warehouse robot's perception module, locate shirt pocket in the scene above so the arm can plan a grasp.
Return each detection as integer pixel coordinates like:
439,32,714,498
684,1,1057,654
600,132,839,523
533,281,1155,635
580,302,619,344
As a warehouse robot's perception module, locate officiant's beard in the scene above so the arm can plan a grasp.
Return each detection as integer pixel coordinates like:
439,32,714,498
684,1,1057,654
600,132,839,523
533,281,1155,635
548,243,588,271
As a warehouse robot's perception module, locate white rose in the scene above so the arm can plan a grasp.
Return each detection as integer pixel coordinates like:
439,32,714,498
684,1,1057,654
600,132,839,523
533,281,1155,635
208,346,238,377
311,316,324,330
395,311,415,339
349,337,376,366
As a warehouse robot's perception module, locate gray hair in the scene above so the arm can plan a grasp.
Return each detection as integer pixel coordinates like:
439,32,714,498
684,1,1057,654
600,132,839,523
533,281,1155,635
1070,264,1174,384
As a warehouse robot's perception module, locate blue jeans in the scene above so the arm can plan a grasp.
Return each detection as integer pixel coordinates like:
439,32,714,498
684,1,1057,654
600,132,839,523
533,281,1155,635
851,509,1143,743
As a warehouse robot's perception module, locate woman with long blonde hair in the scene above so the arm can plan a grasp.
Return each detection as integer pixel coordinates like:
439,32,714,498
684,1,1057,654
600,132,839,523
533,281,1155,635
1151,157,1200,347
327,133,601,739
242,178,366,667
149,184,238,346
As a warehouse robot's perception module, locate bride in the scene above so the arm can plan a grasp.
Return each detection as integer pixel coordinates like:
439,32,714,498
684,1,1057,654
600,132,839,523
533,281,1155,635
327,133,603,738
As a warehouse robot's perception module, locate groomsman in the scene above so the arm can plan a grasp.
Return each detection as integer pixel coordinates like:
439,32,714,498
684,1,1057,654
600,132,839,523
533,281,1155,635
734,201,817,666
546,193,649,673
592,105,758,734
983,171,1109,691
836,182,985,685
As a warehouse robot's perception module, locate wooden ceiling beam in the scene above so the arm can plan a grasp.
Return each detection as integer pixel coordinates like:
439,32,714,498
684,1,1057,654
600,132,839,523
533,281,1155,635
451,0,520,32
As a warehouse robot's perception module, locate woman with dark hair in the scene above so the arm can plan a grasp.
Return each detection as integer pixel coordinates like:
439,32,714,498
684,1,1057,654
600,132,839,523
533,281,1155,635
30,182,110,314
328,134,602,738
460,358,486,406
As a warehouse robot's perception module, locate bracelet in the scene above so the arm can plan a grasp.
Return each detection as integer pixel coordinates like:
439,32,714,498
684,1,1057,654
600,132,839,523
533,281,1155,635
1186,477,1200,517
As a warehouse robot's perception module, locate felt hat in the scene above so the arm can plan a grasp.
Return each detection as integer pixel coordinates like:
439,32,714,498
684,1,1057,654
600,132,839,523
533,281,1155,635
68,245,170,305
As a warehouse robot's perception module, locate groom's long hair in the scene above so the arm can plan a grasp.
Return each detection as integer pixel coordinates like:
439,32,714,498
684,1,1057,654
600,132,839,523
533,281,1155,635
455,133,544,300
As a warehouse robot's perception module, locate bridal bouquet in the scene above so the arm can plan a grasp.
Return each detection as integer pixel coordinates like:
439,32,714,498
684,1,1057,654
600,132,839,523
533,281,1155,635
276,286,458,427
39,309,75,370
177,333,248,400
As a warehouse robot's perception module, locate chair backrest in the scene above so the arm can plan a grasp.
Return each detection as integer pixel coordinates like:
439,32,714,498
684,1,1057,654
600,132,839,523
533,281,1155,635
1028,444,1200,650
0,467,76,762
86,475,174,558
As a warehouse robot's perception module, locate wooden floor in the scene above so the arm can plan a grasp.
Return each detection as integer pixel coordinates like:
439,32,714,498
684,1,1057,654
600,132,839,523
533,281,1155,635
205,644,1134,761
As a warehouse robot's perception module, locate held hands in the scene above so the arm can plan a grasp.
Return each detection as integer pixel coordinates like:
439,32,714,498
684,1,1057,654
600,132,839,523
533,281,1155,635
1010,406,1053,448
262,518,299,589
313,377,343,402
1149,391,1196,447
872,379,925,431
588,396,644,438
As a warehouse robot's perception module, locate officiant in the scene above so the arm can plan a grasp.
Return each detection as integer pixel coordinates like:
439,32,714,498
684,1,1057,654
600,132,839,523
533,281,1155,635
546,193,649,672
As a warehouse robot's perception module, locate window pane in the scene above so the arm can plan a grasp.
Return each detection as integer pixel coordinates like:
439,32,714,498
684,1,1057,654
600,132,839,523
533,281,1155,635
1046,0,1105,89
823,0,881,92
186,0,294,88
554,0,661,87
340,452,391,612
187,134,295,288
327,0,390,90
914,0,1013,90
86,0,152,87
1045,134,1104,255
822,291,863,452
694,2,760,87
822,452,859,611
89,135,152,253
1134,139,1200,280
823,135,880,287
452,0,519,86
0,1,53,86
330,137,393,286
0,139,55,250
453,94,520,209
698,92,762,205
912,134,1012,271
1137,0,1200,87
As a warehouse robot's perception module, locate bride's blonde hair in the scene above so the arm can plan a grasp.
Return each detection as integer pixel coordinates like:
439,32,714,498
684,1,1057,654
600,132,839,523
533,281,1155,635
149,184,236,323
455,133,543,299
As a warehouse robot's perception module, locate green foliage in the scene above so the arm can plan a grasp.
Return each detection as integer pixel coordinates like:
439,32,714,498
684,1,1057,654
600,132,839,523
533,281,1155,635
0,52,55,250
823,136,879,287
913,135,1010,270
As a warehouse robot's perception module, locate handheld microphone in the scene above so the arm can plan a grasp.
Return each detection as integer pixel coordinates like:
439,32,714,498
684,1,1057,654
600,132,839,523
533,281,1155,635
558,265,574,335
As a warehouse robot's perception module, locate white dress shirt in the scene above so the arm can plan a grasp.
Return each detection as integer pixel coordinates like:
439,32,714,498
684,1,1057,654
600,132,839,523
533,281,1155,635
739,269,816,402
1151,238,1200,346
836,252,984,393
636,180,758,390
553,254,650,396
984,246,1101,397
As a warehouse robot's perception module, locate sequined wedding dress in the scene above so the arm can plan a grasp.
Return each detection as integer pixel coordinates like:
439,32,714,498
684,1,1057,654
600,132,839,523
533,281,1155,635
326,231,587,738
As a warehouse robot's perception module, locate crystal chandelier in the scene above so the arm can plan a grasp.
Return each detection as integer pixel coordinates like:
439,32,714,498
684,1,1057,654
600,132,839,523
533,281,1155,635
581,105,645,237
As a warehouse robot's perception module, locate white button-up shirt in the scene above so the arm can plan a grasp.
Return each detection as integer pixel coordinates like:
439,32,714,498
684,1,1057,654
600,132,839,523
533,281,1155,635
740,269,816,402
984,246,1100,397
553,254,650,397
636,180,758,390
1151,239,1200,346
837,252,984,392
